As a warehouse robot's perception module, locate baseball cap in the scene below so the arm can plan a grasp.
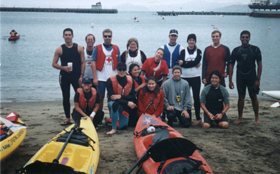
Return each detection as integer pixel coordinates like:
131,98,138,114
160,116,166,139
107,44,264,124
82,78,92,84
117,62,127,71
169,29,178,36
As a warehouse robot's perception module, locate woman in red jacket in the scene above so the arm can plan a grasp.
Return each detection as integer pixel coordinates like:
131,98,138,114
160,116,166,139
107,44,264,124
137,77,164,119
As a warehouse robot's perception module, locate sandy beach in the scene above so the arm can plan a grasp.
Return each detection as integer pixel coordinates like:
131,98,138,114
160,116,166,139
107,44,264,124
1,96,280,174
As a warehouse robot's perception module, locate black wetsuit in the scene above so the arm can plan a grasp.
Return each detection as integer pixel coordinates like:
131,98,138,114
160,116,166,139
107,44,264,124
59,43,81,119
230,45,262,94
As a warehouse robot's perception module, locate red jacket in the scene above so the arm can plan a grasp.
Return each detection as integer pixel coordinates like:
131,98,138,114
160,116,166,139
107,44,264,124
96,44,119,71
142,57,169,81
110,75,133,95
77,88,97,111
137,89,164,117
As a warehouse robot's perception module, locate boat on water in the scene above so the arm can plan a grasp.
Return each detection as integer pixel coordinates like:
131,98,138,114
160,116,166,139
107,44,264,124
17,117,99,174
249,0,280,18
127,114,213,174
0,112,26,162
9,34,20,41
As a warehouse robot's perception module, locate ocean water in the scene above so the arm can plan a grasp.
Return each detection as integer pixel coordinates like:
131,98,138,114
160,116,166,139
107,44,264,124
1,11,280,102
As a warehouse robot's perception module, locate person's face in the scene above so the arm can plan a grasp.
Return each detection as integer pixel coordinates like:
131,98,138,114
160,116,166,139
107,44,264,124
169,34,178,45
187,38,196,48
240,34,250,46
129,41,137,52
211,32,221,45
147,79,156,91
130,66,140,77
103,32,112,45
63,31,73,44
172,69,181,80
210,74,220,87
86,35,95,47
82,83,92,92
154,50,164,62
117,68,126,77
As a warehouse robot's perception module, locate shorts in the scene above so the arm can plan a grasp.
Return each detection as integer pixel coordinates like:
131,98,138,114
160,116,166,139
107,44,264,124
237,69,259,94
96,81,107,94
203,112,228,126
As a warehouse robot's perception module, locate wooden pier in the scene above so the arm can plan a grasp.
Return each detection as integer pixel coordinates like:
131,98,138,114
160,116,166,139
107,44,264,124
0,7,118,14
157,11,249,16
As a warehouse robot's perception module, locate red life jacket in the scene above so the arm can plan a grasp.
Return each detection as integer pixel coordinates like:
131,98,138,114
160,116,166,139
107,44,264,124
142,91,162,111
110,75,133,95
96,44,119,71
130,75,145,89
77,87,97,111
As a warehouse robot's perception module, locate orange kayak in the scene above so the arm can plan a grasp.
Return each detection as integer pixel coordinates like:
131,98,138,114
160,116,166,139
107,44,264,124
131,114,213,174
9,34,20,41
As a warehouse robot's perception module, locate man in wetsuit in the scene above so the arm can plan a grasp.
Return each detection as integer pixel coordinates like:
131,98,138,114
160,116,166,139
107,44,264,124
229,30,262,125
202,30,230,87
52,28,85,125
91,28,121,111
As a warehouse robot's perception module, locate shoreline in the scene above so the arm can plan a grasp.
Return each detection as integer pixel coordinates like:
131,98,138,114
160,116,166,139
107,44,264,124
1,97,280,173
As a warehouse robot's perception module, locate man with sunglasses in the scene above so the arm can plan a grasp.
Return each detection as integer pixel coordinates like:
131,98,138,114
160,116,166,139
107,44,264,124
91,29,121,111
229,30,262,125
106,62,136,135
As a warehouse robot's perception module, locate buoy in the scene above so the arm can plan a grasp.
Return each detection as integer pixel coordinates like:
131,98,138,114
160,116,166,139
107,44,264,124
268,27,271,29
162,17,165,20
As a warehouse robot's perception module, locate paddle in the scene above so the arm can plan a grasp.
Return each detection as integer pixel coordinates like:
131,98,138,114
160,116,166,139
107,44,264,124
271,101,280,108
126,128,170,174
53,122,79,164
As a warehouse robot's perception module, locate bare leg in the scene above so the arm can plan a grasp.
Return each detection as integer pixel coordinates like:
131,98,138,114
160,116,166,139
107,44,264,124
201,122,211,128
235,92,245,124
218,122,229,129
249,92,260,125
106,129,117,135
192,119,202,126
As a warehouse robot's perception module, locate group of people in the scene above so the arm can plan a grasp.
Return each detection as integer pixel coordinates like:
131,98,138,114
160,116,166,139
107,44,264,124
52,27,262,135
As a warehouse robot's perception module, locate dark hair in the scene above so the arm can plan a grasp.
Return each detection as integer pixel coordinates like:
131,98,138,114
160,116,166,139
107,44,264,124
128,63,140,77
209,70,222,82
240,30,251,37
63,28,73,35
142,77,160,96
85,34,95,41
156,48,165,54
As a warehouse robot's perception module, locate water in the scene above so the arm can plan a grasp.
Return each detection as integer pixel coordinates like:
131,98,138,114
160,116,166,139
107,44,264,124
1,11,280,102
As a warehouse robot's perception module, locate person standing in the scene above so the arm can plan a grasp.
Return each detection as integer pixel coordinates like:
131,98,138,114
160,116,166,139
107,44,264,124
72,78,104,128
121,38,147,70
84,34,95,84
202,30,230,87
162,65,193,127
179,34,202,122
229,30,262,125
52,28,85,126
161,29,184,78
91,29,121,111
106,62,136,135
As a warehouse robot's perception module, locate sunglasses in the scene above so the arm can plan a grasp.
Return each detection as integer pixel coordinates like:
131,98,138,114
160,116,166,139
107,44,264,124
241,36,250,39
118,68,126,71
103,35,112,38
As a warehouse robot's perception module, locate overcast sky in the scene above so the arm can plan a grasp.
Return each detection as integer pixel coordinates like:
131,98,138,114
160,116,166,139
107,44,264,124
1,0,251,11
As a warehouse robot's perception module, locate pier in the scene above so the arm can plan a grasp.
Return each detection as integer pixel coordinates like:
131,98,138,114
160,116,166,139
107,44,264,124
156,11,250,16
0,7,118,14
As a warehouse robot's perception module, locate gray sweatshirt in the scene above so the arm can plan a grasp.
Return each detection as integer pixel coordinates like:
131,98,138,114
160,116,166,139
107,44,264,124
162,78,192,111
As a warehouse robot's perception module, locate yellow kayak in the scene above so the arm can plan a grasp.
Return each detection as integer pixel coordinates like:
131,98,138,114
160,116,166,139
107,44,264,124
0,112,26,162
18,117,99,174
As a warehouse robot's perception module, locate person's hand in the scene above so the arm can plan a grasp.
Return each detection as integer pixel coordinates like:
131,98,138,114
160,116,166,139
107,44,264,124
140,83,147,88
111,94,121,100
166,106,174,110
178,60,183,65
93,79,98,86
128,101,137,109
90,117,93,121
78,76,83,86
196,63,201,67
254,80,260,88
63,66,72,73
181,110,189,118
223,72,228,78
202,78,207,85
229,81,234,89
215,113,223,120
208,112,215,120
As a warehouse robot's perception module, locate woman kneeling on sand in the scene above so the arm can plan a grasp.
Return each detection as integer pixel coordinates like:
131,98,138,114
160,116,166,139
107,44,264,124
200,70,229,129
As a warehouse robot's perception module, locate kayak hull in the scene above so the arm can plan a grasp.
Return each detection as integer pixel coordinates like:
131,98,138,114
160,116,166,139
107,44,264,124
0,117,26,161
262,90,280,100
9,34,20,41
19,118,99,174
133,114,213,174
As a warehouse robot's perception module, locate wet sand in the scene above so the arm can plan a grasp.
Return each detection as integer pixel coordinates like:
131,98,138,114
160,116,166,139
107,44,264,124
1,96,280,174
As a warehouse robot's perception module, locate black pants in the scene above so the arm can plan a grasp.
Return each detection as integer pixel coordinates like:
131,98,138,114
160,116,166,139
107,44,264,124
59,74,80,119
183,77,201,120
72,109,104,128
167,109,192,128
